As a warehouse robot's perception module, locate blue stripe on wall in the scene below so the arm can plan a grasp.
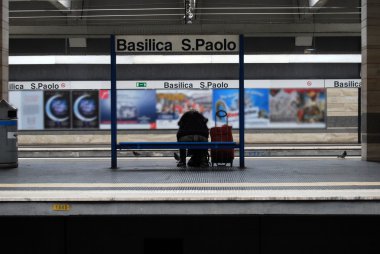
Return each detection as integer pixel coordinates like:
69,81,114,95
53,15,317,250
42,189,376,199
0,121,17,126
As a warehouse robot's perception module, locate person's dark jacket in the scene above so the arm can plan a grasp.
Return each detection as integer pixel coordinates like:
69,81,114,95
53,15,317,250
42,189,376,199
177,110,209,139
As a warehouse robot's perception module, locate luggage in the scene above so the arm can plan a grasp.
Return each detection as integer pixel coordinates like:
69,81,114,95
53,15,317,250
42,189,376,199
210,110,234,167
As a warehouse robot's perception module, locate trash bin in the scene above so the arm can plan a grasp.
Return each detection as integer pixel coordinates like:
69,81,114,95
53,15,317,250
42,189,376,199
0,100,18,168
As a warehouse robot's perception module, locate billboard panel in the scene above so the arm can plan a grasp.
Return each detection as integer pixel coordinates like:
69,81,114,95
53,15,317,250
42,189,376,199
269,89,326,128
9,91,44,130
156,90,212,129
213,89,270,128
72,90,99,129
99,90,156,129
44,91,71,129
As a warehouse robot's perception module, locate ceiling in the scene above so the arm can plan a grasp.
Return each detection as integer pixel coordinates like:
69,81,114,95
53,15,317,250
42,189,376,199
9,0,361,37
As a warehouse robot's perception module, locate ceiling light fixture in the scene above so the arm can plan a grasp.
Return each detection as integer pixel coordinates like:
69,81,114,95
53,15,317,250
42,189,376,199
184,0,196,24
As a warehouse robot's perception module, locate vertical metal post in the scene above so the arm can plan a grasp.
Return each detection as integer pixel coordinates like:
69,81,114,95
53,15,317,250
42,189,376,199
110,35,117,169
358,87,361,144
239,34,245,169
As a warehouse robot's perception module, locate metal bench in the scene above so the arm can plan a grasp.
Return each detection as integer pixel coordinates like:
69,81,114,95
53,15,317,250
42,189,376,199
118,142,239,150
118,141,239,167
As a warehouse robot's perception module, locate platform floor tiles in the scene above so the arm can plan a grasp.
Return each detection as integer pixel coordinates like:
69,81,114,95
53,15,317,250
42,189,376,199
0,157,380,202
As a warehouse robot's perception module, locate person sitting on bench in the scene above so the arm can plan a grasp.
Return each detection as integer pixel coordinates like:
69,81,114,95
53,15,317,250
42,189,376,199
177,110,209,168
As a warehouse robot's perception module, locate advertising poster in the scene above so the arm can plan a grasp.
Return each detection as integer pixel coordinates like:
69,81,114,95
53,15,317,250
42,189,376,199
269,89,326,128
9,91,44,130
44,91,71,129
99,90,156,129
212,89,270,128
156,90,212,129
72,90,99,129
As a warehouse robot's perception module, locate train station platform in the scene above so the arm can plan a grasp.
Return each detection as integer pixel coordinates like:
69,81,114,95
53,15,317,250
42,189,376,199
0,157,380,216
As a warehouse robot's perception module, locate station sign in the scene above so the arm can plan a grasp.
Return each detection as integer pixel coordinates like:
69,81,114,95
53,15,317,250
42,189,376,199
115,35,239,53
9,80,360,90
8,81,71,91
126,80,235,89
325,79,361,88
122,80,325,89
9,80,328,91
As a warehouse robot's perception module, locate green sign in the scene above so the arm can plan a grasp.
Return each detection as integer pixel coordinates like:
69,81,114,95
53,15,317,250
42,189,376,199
136,82,147,88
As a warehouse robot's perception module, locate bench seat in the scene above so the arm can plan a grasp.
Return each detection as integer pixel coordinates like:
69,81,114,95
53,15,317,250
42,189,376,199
117,142,239,150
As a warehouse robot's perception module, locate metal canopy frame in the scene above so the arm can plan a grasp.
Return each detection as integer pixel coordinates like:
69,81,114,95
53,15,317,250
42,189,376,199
110,34,245,169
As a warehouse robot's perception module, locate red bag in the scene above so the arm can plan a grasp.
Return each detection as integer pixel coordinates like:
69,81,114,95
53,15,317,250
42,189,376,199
210,110,234,166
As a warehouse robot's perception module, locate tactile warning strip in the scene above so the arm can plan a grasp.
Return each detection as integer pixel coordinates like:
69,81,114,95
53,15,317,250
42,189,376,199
2,182,380,189
2,186,380,191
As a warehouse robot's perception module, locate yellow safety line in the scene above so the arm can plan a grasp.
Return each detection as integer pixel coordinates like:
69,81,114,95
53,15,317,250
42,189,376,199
1,182,380,188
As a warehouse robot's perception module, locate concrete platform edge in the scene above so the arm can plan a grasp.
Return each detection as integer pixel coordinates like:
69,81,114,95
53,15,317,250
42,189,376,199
1,201,380,216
